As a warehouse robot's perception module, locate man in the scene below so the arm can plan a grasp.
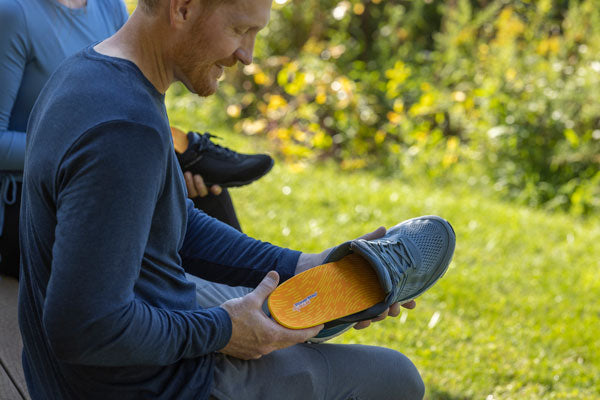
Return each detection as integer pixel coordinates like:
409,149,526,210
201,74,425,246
0,0,272,281
19,0,425,398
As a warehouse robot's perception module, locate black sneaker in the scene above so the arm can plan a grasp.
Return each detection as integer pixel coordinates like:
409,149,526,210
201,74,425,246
176,131,274,187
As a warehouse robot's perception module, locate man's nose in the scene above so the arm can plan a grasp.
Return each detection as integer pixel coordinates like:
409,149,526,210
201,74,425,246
235,36,256,65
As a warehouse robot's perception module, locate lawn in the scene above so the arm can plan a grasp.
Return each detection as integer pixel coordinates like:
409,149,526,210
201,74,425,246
236,163,599,399
169,96,599,399
173,132,597,400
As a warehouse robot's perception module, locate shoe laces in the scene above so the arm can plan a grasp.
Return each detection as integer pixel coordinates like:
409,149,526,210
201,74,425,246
362,238,417,293
192,132,242,160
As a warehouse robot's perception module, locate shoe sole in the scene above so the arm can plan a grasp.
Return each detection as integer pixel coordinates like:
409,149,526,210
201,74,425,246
268,253,385,329
307,323,356,343
268,216,455,329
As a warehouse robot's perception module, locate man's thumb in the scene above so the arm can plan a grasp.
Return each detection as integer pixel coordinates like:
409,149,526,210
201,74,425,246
252,270,280,301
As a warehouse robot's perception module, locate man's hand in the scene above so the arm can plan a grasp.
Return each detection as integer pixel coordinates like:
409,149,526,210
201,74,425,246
294,226,417,330
294,226,388,275
354,300,416,330
295,226,386,275
220,271,323,360
183,171,222,198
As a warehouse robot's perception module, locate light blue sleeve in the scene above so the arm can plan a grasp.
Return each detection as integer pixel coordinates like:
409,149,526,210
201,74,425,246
117,0,129,25
0,0,28,171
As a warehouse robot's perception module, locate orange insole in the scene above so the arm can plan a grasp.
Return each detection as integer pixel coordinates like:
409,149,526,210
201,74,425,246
171,126,189,154
268,253,385,329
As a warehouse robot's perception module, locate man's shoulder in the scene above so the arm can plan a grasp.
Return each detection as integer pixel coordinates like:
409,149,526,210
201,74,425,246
0,0,25,29
37,48,165,129
27,48,169,165
58,48,157,102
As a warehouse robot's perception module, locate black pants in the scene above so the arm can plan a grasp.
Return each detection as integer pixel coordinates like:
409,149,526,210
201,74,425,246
0,181,21,279
0,184,241,280
192,189,242,232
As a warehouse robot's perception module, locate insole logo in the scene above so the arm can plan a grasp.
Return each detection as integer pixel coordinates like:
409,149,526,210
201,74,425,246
293,292,317,311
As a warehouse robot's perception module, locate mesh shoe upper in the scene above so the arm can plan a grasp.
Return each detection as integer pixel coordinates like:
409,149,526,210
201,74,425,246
382,216,455,302
309,215,455,343
323,215,456,322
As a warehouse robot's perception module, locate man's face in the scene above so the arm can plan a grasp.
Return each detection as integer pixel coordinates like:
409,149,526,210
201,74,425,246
173,0,272,96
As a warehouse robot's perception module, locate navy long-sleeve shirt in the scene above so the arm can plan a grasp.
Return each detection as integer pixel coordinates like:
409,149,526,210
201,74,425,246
18,46,300,400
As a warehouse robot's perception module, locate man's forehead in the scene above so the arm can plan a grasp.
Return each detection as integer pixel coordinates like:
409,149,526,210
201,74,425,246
221,0,272,29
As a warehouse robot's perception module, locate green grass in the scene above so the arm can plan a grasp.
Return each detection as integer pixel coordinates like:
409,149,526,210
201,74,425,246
168,101,600,400
231,163,599,399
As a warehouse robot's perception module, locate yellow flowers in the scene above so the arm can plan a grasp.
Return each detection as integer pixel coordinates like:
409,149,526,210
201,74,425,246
267,95,287,112
315,92,327,104
386,112,402,125
254,72,270,86
536,36,561,56
443,137,460,167
494,7,525,45
385,61,411,99
409,92,436,117
341,158,367,170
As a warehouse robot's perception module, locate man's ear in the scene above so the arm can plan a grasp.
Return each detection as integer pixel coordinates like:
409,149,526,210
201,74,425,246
170,0,194,27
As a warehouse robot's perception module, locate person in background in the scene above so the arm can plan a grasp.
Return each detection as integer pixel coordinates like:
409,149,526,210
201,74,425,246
0,0,271,279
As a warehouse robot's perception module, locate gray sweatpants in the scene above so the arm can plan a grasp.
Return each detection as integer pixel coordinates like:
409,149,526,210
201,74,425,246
187,274,425,400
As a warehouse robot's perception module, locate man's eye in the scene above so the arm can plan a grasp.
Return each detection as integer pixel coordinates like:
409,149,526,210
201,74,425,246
235,28,248,35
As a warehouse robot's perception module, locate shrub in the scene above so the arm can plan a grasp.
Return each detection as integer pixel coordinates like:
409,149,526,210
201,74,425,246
189,0,600,214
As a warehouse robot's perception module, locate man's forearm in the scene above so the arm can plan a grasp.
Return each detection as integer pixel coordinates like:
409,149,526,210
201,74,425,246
181,202,301,286
295,250,330,275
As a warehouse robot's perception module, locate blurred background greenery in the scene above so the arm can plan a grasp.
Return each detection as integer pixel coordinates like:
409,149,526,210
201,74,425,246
164,0,599,216
127,1,599,398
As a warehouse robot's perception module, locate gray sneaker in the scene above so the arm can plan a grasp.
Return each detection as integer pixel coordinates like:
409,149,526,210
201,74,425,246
310,215,456,342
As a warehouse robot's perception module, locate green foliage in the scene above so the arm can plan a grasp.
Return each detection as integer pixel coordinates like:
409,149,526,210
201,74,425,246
200,0,600,215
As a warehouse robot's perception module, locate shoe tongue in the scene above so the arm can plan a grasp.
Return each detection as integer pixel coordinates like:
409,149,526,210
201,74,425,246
185,131,205,152
350,237,423,296
323,241,353,264
350,241,394,294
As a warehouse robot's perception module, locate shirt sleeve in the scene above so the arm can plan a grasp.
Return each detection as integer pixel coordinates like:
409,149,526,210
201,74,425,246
44,121,232,367
114,0,129,27
179,204,301,288
0,0,28,171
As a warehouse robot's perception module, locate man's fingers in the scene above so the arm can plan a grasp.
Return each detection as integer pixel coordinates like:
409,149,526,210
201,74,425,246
250,271,280,303
281,324,324,343
388,302,401,317
298,324,324,341
357,226,386,241
183,172,213,198
210,185,223,196
354,320,371,330
184,172,197,198
193,174,208,197
354,303,403,330
401,300,416,310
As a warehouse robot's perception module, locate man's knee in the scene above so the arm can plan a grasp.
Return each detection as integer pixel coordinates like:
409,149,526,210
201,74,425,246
317,344,425,399
399,360,425,400
372,347,425,400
